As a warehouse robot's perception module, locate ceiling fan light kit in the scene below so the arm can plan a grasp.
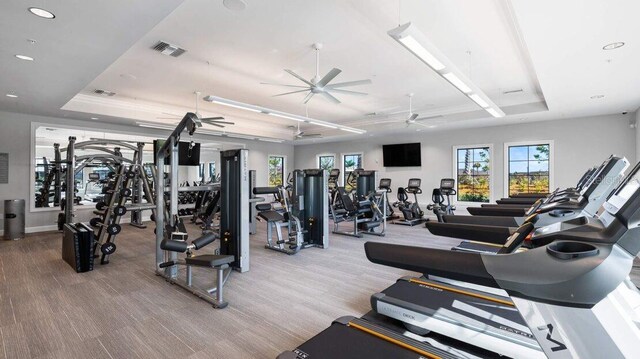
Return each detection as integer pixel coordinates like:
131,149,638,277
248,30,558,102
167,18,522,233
388,22,505,118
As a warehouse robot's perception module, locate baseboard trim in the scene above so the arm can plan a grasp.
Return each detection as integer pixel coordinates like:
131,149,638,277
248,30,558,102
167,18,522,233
0,216,153,236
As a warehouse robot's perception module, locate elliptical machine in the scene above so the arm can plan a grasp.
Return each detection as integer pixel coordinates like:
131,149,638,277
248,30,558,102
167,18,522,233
378,178,397,220
393,178,425,226
427,178,456,222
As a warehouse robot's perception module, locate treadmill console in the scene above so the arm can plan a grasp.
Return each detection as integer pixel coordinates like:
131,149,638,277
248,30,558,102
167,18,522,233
440,178,455,190
407,178,421,189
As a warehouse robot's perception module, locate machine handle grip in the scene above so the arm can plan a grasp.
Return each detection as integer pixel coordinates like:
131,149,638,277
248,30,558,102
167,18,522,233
191,233,218,250
159,260,176,268
253,187,280,195
364,242,499,288
160,239,188,252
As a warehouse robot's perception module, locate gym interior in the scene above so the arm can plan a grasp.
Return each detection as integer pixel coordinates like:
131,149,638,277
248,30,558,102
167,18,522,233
1,1,639,358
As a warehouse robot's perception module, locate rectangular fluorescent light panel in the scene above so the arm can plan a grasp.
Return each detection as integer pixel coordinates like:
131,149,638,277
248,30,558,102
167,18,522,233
309,121,338,129
341,128,365,134
269,113,304,122
442,73,472,93
468,94,489,108
486,108,504,118
398,36,446,71
213,101,261,113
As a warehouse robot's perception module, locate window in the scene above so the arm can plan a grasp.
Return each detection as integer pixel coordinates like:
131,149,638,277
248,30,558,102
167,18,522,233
454,146,491,203
506,142,552,196
268,155,285,186
318,155,335,171
342,153,362,186
199,163,205,180
208,162,216,181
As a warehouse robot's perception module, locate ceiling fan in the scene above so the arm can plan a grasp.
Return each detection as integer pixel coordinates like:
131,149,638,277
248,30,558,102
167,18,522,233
291,122,321,140
157,91,235,128
402,93,442,128
262,43,372,104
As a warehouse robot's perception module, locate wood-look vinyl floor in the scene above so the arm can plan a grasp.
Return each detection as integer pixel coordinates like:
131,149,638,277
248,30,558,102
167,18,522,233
0,219,638,359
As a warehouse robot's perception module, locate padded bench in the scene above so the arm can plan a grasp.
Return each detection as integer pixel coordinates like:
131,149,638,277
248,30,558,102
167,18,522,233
185,254,234,267
258,210,285,223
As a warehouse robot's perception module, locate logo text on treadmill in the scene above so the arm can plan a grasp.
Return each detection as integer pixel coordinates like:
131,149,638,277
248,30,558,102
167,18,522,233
537,324,567,352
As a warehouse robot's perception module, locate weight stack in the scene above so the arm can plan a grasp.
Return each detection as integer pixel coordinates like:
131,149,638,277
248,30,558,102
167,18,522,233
62,223,95,273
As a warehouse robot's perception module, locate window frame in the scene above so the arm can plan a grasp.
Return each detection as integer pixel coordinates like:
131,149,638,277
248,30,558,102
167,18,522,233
267,154,286,187
317,153,336,171
341,152,363,186
452,144,494,205
503,140,554,197
208,162,216,181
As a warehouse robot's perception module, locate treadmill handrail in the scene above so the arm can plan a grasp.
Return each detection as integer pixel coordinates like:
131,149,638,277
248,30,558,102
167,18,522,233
364,242,499,288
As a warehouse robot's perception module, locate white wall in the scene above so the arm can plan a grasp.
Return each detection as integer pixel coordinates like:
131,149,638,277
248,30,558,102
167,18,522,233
0,110,294,232
295,113,636,206
636,110,640,162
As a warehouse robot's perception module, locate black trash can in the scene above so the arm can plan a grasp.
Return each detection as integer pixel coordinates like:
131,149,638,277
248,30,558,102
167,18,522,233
4,199,25,240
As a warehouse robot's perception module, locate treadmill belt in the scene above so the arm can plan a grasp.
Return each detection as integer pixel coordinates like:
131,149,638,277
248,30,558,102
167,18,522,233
283,316,457,359
379,279,530,335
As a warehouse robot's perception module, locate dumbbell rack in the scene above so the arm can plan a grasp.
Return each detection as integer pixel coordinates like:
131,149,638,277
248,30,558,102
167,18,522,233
90,164,135,264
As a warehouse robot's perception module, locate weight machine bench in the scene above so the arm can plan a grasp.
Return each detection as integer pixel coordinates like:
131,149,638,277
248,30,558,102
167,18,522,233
159,233,234,308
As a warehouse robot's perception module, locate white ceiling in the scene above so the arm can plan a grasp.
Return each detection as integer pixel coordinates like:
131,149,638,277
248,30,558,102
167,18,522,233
2,0,638,143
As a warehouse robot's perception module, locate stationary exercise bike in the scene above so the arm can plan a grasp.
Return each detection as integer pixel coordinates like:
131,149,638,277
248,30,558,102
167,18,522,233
427,178,456,222
393,178,425,226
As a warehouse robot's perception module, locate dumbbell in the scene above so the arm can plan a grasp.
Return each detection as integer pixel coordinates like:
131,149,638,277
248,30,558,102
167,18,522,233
101,187,131,197
89,217,121,235
107,171,136,179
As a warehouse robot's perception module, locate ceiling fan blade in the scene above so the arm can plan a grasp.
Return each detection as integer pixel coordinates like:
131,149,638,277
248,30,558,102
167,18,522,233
414,115,444,121
302,92,316,104
273,89,311,97
161,112,180,117
156,117,180,120
204,120,235,125
302,133,322,137
316,68,342,88
260,82,309,89
325,79,372,88
284,69,314,86
329,88,368,96
201,117,225,121
413,122,432,128
408,113,419,122
321,91,341,104
205,123,225,128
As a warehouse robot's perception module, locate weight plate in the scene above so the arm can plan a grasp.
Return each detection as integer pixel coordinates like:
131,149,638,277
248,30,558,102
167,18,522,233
113,205,127,216
96,202,107,211
89,217,102,227
100,242,117,255
120,188,132,197
107,223,121,235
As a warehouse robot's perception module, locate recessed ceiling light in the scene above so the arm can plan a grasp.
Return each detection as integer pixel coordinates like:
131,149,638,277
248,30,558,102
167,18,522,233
428,125,437,128
223,0,247,11
90,117,99,120
603,42,624,50
590,95,605,99
416,129,422,132
28,7,55,19
15,54,34,61
6,94,18,98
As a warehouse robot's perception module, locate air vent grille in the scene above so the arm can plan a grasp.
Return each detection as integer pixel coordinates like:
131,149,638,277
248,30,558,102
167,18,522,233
503,89,523,94
94,89,116,96
152,41,186,57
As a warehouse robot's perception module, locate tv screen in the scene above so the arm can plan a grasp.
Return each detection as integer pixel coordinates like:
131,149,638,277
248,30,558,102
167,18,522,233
382,143,421,167
153,140,201,166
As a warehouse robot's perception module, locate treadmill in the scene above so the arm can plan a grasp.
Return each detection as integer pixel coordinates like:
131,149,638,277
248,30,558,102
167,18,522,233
463,160,614,217
455,161,640,254
367,163,640,358
426,156,629,243
278,169,640,358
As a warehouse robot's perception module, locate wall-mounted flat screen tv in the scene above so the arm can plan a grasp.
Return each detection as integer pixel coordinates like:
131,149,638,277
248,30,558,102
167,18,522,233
382,143,421,167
